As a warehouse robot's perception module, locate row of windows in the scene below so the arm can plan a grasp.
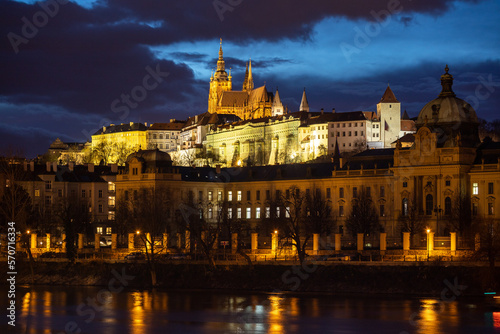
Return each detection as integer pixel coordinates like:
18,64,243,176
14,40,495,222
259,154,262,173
150,132,177,140
331,122,364,128
37,188,107,198
203,204,387,219
330,131,364,137
472,182,495,195
402,195,495,216
197,186,386,202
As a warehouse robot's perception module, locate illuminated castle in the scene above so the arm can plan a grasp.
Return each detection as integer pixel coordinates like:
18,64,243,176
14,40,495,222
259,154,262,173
207,39,283,120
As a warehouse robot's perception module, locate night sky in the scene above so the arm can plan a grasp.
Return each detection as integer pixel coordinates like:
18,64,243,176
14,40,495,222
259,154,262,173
1,0,499,158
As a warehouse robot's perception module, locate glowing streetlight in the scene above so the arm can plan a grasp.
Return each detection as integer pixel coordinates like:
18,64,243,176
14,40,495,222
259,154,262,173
27,230,30,234
136,230,140,235
274,230,278,234
426,229,431,261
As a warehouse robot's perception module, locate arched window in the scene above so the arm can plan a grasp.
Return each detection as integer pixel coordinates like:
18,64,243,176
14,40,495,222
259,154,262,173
426,194,433,215
444,197,452,215
402,198,409,216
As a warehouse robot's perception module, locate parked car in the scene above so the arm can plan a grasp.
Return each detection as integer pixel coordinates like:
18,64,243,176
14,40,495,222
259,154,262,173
100,236,112,247
157,253,190,261
322,254,353,261
124,251,145,260
39,251,65,259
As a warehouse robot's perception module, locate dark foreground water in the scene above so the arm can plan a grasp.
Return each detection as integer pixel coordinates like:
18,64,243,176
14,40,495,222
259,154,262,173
2,285,500,334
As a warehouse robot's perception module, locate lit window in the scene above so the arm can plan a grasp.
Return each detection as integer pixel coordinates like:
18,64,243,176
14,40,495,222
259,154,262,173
237,191,242,201
246,208,251,219
237,208,242,219
285,207,290,218
228,191,233,201
108,196,115,206
96,227,103,234
276,207,280,218
228,208,233,219
208,208,213,219
472,183,479,195
106,227,112,234
217,191,222,201
256,207,261,219
208,191,213,201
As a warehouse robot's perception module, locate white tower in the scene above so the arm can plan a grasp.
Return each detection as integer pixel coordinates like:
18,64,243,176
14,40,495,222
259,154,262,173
377,85,401,148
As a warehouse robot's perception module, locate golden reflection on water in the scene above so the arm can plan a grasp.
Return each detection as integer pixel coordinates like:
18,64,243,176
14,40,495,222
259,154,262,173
268,295,284,333
129,291,147,334
416,299,441,334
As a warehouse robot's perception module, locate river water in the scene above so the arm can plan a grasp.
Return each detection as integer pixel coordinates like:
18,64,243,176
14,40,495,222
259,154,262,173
2,285,500,333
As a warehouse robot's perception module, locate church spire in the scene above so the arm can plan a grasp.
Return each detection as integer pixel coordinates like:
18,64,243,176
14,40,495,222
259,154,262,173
299,88,309,112
243,62,249,90
216,38,226,73
247,58,254,91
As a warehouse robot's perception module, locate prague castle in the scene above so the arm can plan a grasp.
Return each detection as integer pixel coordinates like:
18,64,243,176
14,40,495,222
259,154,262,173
4,64,500,262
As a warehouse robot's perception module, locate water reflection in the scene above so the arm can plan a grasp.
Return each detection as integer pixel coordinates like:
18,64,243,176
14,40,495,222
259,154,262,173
3,286,498,334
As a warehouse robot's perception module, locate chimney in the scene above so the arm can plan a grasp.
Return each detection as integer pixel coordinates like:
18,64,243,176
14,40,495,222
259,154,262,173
321,108,324,115
130,121,134,126
23,161,28,171
170,119,176,123
68,162,74,171
332,108,336,113
87,163,94,173
110,164,118,173
30,161,34,172
46,162,51,172
52,162,57,172
145,122,148,127
103,126,106,132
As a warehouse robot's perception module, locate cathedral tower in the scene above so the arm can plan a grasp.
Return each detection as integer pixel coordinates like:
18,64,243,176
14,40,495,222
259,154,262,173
208,39,232,113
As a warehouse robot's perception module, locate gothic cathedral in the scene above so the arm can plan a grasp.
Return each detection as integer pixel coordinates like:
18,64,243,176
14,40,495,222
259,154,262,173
207,40,282,120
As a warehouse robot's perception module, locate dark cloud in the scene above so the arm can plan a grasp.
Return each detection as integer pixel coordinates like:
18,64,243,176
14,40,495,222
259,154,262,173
0,0,495,158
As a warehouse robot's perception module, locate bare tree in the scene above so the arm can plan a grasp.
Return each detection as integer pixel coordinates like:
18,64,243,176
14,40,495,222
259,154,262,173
447,192,473,237
473,217,500,269
345,189,380,238
116,186,174,286
53,195,91,263
398,199,425,247
177,191,220,267
261,185,334,265
0,155,36,283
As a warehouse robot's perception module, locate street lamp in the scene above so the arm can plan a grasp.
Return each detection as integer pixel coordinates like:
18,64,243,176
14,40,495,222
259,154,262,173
426,228,431,261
